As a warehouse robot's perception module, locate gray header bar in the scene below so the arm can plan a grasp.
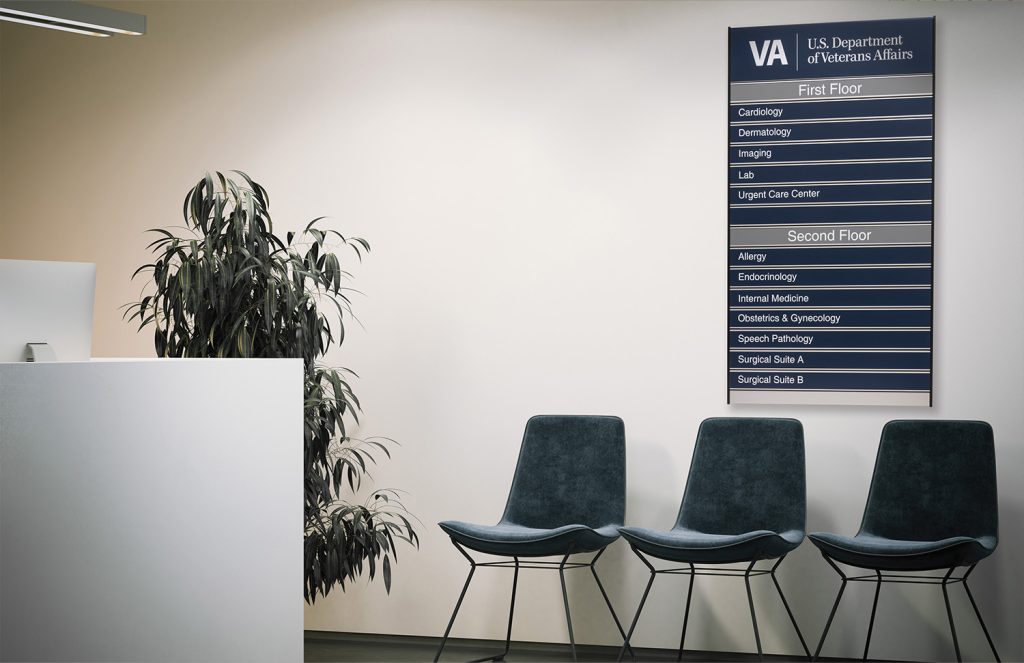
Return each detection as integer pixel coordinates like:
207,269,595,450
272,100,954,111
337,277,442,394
731,223,932,248
729,389,930,406
730,75,933,103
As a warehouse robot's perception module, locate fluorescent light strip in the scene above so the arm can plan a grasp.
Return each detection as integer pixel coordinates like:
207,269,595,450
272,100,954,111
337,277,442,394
0,2,144,36
0,12,111,36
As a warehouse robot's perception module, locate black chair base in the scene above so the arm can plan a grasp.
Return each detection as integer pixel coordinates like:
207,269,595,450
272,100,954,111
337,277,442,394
434,540,635,662
616,545,811,662
813,552,1001,662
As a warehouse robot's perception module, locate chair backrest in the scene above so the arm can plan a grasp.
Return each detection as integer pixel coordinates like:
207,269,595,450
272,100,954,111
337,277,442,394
676,417,805,536
859,420,998,542
500,415,625,530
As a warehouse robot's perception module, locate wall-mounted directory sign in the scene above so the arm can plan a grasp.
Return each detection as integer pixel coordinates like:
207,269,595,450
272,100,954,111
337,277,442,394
728,17,935,407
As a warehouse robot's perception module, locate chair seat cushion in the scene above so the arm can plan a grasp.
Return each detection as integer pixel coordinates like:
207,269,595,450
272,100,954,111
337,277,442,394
618,526,803,564
438,520,620,557
808,532,997,571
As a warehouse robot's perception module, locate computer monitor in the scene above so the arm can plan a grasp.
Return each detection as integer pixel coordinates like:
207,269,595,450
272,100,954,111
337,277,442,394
0,259,96,362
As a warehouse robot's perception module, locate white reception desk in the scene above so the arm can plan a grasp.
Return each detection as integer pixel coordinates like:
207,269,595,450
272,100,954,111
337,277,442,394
0,358,302,662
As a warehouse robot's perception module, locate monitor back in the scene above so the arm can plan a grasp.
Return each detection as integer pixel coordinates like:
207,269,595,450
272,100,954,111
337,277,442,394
0,259,96,362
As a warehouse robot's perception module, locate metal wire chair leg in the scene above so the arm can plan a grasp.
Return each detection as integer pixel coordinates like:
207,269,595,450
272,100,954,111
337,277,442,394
493,558,519,661
558,553,578,663
434,541,478,663
744,560,763,661
769,556,811,660
941,567,962,663
590,549,636,659
962,565,1001,663
814,555,848,661
676,562,695,662
618,547,657,663
862,570,882,661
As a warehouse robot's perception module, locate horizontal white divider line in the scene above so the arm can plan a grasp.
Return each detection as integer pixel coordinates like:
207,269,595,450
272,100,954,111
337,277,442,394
730,388,931,393
731,285,931,290
731,73,934,85
731,115,933,126
733,93,933,104
730,348,930,353
730,158,933,167
730,327,930,331
731,201,932,208
731,96,933,107
731,244,931,249
729,348,930,353
732,136,933,146
732,264,931,269
730,306,931,311
731,221,932,228
729,369,931,374
731,179,932,187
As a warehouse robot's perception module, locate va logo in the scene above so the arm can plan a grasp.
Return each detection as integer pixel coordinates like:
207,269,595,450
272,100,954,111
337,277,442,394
749,40,788,66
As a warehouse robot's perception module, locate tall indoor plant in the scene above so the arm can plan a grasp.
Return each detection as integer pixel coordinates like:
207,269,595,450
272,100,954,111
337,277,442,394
125,171,417,602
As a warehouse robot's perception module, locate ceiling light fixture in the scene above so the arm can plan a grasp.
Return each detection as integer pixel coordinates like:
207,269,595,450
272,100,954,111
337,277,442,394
0,12,110,36
0,1,145,37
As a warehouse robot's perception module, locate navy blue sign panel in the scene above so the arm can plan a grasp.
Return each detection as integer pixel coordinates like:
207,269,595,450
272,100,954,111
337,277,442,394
728,17,934,407
729,18,934,82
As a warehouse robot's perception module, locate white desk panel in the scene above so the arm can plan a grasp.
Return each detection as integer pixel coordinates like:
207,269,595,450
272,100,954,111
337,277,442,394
0,359,302,662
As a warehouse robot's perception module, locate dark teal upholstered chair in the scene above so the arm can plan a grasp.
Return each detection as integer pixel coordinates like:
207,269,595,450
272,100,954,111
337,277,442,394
434,415,631,662
617,417,809,662
809,420,1001,662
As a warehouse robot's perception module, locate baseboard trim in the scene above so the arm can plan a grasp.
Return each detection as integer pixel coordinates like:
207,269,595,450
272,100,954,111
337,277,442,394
304,629,844,661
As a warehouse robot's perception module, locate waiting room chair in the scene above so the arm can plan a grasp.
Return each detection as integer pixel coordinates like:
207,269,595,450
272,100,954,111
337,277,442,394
617,417,810,661
434,415,632,662
809,420,1001,662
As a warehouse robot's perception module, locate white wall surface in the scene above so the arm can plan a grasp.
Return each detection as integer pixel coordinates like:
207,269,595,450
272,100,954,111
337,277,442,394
0,359,303,662
1,2,1021,661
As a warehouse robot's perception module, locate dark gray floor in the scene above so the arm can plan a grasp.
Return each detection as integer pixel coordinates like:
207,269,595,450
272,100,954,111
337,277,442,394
304,631,847,662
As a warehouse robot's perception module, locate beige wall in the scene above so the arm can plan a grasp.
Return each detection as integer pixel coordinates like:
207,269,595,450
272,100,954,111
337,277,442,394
2,2,1022,660
0,22,5,237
